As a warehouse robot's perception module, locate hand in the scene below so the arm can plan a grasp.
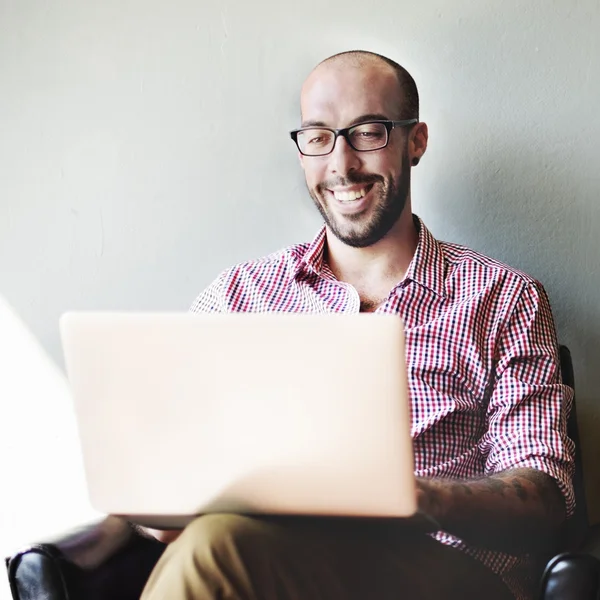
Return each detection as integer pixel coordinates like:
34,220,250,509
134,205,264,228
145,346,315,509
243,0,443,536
141,527,182,544
415,477,446,524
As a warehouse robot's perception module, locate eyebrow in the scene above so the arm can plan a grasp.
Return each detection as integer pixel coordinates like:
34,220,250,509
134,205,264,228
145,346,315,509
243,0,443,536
300,113,390,128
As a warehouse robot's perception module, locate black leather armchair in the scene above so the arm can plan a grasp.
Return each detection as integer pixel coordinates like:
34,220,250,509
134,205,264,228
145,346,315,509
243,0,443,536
537,346,600,599
6,346,600,599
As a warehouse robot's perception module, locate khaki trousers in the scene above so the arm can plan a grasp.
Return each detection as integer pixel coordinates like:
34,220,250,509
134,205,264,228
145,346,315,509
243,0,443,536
141,514,516,600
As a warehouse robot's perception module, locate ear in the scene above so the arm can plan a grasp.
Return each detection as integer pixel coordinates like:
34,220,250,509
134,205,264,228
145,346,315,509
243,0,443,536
409,122,428,166
298,152,305,169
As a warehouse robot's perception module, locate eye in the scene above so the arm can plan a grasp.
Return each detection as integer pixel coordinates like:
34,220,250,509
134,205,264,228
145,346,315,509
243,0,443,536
302,129,333,147
353,125,385,139
307,135,325,145
361,131,379,138
349,123,388,149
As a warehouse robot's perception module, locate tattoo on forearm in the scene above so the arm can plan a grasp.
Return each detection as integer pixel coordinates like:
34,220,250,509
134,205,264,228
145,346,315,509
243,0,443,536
452,470,558,511
458,483,473,496
513,469,563,517
486,477,511,495
429,468,564,525
511,477,528,501
420,468,566,552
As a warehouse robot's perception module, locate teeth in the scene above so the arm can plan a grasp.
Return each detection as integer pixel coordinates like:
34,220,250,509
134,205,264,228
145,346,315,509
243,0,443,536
333,188,367,201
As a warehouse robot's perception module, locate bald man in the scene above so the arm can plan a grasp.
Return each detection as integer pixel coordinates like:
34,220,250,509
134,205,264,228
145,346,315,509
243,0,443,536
140,51,574,600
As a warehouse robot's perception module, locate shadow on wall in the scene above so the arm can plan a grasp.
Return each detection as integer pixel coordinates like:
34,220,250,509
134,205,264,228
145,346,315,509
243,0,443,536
435,145,600,522
0,296,100,562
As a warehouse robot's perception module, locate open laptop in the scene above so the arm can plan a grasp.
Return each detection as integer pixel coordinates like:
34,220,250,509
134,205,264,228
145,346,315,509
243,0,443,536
59,312,416,529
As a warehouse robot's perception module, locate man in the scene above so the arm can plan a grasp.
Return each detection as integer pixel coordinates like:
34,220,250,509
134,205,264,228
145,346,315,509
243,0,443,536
141,51,574,600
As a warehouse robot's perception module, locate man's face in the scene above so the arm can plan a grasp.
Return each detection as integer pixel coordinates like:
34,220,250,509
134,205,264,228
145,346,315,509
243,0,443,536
299,61,411,248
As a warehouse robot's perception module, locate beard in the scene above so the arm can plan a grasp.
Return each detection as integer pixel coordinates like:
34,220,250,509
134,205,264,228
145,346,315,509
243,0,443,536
307,153,411,248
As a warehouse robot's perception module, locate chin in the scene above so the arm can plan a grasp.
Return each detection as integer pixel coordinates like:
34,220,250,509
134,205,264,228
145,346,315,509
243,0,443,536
328,222,383,248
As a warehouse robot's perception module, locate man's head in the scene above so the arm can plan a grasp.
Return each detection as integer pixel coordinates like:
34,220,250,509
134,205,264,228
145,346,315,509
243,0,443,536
295,51,427,248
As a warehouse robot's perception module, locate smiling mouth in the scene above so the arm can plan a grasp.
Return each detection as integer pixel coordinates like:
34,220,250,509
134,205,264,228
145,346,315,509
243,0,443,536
330,184,374,203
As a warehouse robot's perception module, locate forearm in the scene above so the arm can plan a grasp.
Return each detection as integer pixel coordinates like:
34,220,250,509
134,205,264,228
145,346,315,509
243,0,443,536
418,468,566,553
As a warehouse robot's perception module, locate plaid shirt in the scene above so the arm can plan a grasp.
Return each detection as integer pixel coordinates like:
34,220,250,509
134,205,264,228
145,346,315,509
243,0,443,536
190,216,575,599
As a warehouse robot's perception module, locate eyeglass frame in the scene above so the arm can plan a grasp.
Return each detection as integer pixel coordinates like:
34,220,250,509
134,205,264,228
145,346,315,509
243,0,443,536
289,119,418,157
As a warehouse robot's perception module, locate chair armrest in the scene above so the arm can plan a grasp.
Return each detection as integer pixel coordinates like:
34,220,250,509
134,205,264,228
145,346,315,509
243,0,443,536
581,524,600,558
5,516,165,600
539,524,600,600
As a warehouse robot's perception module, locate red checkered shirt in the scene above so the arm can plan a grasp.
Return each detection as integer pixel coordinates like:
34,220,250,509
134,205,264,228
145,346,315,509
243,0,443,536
190,216,575,600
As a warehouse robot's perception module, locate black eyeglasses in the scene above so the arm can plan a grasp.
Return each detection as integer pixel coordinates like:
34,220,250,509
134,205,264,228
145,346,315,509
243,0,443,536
289,119,418,157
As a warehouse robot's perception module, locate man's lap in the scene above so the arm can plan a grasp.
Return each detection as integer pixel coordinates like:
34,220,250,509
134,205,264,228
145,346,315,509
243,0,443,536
141,513,515,600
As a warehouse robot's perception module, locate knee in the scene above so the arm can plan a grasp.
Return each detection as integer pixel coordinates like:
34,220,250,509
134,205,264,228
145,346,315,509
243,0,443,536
182,513,254,542
176,513,271,560
143,515,276,599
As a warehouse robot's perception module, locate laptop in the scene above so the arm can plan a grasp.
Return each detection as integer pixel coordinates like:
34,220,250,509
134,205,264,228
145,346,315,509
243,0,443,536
59,312,416,529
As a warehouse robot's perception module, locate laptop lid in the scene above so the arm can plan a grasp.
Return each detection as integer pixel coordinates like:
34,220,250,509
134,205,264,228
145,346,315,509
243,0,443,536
60,312,416,528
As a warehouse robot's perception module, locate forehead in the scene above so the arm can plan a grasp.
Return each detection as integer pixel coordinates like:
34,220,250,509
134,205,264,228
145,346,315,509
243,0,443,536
300,61,401,127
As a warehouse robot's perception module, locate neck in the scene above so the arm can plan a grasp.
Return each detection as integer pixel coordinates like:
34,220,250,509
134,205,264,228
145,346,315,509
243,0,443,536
324,207,419,292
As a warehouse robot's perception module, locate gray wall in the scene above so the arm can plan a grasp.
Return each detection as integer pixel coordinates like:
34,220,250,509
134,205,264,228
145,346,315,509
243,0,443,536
1,0,599,521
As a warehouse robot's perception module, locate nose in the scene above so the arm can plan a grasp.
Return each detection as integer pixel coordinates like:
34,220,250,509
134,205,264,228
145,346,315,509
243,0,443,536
328,134,362,177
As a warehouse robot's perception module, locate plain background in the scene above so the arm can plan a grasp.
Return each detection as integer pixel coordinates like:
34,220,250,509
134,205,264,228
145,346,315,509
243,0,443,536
1,0,599,582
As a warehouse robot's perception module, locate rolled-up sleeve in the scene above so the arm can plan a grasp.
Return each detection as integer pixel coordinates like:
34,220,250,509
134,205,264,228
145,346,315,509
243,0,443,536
480,281,576,517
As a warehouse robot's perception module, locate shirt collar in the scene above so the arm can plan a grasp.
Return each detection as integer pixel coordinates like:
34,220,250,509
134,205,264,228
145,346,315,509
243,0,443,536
402,215,447,298
294,226,327,278
294,215,447,299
